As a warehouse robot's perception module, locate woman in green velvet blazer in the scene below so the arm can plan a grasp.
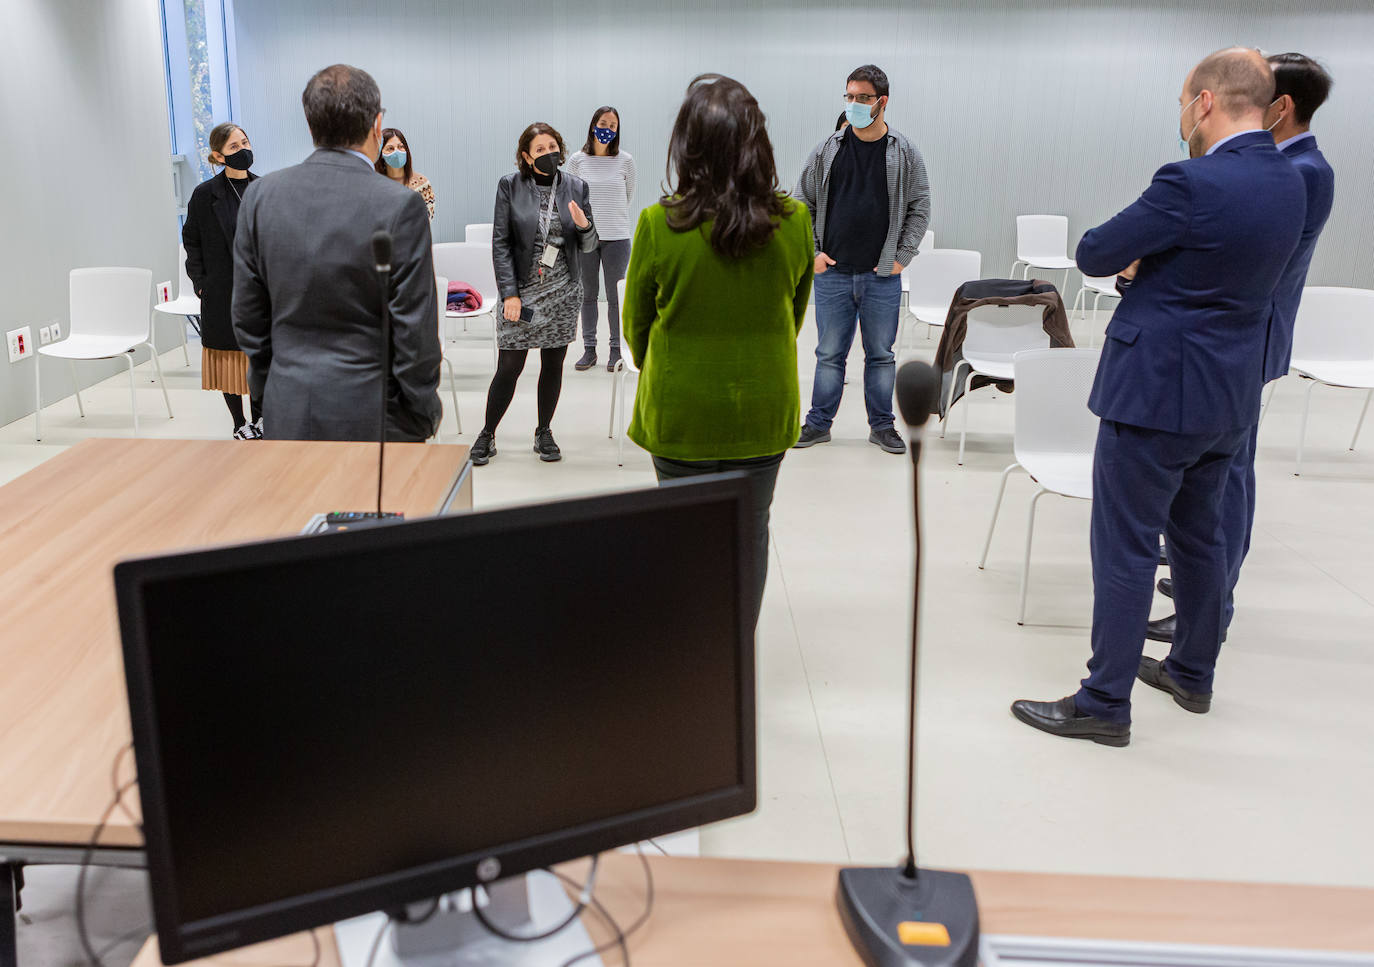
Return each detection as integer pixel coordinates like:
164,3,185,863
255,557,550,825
622,73,814,631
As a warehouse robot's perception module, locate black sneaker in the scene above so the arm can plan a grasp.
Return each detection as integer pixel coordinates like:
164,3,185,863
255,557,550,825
869,427,907,454
574,349,597,371
794,425,831,448
606,350,622,372
471,430,496,465
534,426,562,462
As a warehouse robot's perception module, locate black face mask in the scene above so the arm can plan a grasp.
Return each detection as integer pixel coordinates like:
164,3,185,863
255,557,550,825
222,148,253,171
532,152,561,177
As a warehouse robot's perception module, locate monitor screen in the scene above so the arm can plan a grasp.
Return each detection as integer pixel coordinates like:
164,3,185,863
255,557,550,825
116,477,756,963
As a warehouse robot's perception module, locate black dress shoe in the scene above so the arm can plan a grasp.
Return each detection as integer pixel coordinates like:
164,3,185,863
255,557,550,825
1145,614,1227,645
1158,577,1173,599
1137,657,1211,713
1010,696,1130,747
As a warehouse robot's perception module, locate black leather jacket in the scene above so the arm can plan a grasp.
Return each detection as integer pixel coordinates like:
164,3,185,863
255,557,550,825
492,170,599,300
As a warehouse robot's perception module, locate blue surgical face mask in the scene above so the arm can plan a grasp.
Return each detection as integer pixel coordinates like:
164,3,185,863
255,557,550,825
383,149,407,169
1178,94,1202,157
593,126,617,145
844,99,878,130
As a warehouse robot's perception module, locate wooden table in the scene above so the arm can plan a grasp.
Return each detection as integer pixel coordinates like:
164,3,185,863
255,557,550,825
0,439,471,856
132,852,1374,967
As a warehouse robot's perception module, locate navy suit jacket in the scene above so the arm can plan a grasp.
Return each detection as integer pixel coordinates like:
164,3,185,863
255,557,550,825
1077,131,1305,434
1263,136,1335,381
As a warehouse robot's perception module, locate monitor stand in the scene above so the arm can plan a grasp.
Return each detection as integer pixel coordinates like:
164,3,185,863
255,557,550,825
334,872,601,967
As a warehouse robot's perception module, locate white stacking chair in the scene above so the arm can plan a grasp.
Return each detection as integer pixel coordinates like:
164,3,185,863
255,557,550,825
979,348,1100,624
1068,273,1120,348
151,244,195,366
919,230,935,253
433,275,461,437
608,279,641,467
1282,286,1374,476
897,232,936,313
900,249,981,348
942,304,1050,465
431,242,500,366
36,267,173,441
1011,215,1076,296
464,223,494,245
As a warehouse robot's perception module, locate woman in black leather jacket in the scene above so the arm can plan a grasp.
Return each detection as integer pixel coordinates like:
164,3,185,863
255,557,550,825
472,122,598,465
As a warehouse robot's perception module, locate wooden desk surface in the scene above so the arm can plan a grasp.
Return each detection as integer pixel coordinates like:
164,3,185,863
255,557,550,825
0,438,471,851
132,852,1374,967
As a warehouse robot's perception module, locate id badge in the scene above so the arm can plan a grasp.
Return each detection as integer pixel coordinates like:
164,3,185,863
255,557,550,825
540,244,558,268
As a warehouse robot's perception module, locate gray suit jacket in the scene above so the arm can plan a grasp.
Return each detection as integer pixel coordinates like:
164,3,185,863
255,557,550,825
232,148,442,442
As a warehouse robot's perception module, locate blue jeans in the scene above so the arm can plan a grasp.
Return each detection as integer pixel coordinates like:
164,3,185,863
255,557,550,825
805,269,902,432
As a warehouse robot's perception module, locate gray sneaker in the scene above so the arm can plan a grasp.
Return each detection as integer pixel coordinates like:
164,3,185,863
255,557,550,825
869,427,907,454
794,425,831,448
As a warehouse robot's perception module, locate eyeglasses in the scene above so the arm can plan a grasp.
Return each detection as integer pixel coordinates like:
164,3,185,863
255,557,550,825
843,93,881,104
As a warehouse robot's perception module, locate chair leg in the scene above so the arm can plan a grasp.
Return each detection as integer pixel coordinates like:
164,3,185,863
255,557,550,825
34,356,42,441
1018,488,1049,626
1090,293,1104,348
1069,287,1085,321
180,316,190,367
957,369,976,466
1295,378,1318,476
939,362,962,440
1351,388,1372,451
68,360,86,418
979,463,1021,569
125,354,140,437
1063,269,1072,301
616,369,628,467
441,356,460,436
608,363,619,439
1258,380,1277,430
1010,261,1023,278
146,342,173,418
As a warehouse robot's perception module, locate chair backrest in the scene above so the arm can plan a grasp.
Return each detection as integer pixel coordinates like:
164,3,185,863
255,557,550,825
919,230,935,253
906,249,982,315
1290,286,1374,363
70,267,153,342
964,303,1049,360
175,245,195,300
1016,215,1069,261
431,242,498,304
1012,348,1101,457
615,279,639,373
435,275,448,331
464,223,494,245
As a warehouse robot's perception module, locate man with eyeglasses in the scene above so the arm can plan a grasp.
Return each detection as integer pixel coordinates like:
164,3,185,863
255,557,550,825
793,64,931,455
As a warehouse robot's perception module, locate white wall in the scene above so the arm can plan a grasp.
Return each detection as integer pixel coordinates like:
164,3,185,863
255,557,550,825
232,0,1372,287
0,0,179,430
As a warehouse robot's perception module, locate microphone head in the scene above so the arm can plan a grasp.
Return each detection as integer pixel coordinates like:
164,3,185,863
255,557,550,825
895,361,942,429
371,230,393,269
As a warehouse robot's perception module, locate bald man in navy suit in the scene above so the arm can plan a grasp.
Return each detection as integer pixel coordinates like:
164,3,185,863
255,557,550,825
1012,48,1306,747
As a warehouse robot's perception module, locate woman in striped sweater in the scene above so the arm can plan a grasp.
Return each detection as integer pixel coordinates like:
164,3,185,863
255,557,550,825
566,106,636,371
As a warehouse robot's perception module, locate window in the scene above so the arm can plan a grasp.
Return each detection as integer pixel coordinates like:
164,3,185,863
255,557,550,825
162,0,239,186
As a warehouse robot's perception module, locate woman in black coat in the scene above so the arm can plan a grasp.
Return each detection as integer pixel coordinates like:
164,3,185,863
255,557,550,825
183,122,261,438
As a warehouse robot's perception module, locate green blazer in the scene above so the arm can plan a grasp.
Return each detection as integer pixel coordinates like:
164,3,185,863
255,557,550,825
623,198,814,461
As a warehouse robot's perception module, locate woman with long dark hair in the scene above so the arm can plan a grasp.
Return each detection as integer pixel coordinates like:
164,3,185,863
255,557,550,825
622,74,813,630
375,127,435,219
182,121,262,438
566,106,636,371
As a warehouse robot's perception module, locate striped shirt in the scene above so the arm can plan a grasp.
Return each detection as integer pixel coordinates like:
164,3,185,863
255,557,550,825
566,150,637,241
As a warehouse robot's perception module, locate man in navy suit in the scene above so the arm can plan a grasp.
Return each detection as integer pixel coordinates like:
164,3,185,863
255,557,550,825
1148,53,1336,643
1011,48,1306,746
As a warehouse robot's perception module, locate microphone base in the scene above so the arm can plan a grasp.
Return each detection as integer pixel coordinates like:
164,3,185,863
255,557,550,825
836,865,979,967
320,511,405,533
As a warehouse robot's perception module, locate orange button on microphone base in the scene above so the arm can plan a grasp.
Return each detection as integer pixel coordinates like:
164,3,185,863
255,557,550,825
898,921,952,947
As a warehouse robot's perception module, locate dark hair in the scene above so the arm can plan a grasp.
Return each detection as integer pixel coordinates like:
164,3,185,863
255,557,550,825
835,111,849,132
1188,47,1274,118
516,122,567,178
1267,52,1333,125
581,106,621,157
661,74,788,260
207,122,247,167
847,64,889,99
301,64,382,149
375,127,414,184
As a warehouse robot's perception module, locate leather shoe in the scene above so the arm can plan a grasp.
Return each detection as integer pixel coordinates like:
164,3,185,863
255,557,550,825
1158,577,1173,598
1010,696,1129,747
1145,614,1226,645
1137,657,1211,713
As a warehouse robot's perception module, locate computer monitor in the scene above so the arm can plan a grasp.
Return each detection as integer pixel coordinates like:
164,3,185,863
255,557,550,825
115,475,757,964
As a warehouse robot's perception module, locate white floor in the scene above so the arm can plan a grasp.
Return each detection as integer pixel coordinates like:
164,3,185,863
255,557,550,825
5,305,1373,891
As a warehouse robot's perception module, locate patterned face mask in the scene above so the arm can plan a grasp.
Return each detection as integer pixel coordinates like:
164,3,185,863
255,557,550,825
593,126,617,145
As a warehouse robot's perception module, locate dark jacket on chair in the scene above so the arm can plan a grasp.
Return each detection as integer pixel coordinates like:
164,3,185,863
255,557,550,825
491,171,599,300
1077,131,1305,434
231,148,441,442
182,170,258,352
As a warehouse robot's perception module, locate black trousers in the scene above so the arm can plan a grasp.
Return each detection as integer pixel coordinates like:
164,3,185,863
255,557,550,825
651,452,785,633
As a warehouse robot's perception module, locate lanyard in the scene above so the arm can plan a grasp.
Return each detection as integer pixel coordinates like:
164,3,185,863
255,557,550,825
537,179,558,247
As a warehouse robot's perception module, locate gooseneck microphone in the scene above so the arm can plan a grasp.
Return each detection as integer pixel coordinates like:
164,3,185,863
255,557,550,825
835,360,979,967
372,231,393,520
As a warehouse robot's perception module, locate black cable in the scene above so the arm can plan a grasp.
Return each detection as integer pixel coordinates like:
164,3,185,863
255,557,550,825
645,839,669,857
556,844,656,967
469,855,596,943
76,773,138,967
363,918,392,967
548,870,628,967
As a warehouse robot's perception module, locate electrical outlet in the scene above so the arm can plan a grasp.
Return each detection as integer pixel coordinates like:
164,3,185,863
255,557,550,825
158,280,173,303
7,326,34,363
49,320,61,341
39,325,52,345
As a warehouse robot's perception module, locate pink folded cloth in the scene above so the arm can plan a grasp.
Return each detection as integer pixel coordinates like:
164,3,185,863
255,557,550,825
446,281,483,313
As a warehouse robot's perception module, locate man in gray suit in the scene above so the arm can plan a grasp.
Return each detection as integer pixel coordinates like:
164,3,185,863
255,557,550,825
232,64,441,442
